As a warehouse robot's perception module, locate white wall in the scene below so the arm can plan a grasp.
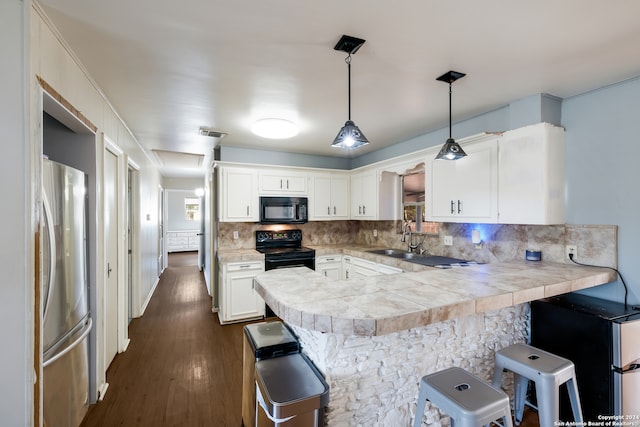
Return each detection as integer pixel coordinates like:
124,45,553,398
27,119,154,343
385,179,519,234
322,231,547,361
0,0,33,424
29,1,163,416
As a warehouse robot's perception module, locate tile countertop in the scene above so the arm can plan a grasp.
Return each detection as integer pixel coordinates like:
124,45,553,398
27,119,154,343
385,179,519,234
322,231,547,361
253,260,616,336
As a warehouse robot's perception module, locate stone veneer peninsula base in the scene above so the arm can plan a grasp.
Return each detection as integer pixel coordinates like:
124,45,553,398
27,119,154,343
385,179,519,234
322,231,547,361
291,305,528,426
253,261,615,426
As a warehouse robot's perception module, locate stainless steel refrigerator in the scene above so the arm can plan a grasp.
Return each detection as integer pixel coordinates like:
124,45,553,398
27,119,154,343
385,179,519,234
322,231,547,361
42,158,93,427
532,293,640,421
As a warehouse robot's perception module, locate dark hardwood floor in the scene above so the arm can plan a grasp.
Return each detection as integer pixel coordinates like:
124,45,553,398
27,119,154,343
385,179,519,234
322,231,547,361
81,251,541,426
81,252,245,426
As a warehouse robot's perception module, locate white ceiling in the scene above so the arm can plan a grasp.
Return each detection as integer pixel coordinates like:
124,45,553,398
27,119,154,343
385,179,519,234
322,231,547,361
38,0,640,177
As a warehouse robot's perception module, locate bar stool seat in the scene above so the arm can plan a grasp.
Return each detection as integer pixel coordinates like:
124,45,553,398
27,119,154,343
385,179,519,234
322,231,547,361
491,343,582,427
414,367,514,427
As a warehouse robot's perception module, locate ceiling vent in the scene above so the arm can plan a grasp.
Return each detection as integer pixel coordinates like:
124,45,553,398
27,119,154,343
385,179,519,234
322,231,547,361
198,127,228,138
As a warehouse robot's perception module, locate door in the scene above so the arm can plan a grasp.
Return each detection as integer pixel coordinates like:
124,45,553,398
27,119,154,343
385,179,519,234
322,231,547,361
104,149,119,367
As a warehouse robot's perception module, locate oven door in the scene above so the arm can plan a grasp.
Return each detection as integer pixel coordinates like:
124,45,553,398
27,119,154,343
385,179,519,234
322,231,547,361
265,256,315,271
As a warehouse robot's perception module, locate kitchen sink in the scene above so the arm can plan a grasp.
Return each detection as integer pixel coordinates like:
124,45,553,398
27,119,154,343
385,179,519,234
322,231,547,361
367,249,476,268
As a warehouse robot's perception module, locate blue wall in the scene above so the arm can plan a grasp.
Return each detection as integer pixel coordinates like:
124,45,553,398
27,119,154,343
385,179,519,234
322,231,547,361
563,76,640,305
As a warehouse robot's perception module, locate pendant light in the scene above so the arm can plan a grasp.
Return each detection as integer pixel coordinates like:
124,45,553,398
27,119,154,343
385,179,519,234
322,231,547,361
435,70,467,160
332,35,369,149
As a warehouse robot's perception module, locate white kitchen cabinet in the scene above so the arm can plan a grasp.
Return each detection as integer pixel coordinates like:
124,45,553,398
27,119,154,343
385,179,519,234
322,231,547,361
309,173,349,220
349,170,397,221
350,171,378,219
377,263,403,275
343,256,379,279
166,230,199,252
316,254,343,280
258,169,307,195
219,167,258,222
426,134,499,223
343,255,403,279
219,261,265,324
498,123,565,224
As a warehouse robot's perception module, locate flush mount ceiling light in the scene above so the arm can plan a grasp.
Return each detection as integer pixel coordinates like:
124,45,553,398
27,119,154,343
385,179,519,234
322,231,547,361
251,118,299,139
332,35,369,149
435,70,468,160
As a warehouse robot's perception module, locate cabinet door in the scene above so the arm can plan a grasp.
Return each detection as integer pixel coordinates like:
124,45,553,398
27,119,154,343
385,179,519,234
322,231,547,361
221,168,258,222
427,136,498,223
223,266,265,323
316,255,342,279
310,174,333,219
498,123,565,224
330,175,349,218
259,171,307,195
351,172,377,219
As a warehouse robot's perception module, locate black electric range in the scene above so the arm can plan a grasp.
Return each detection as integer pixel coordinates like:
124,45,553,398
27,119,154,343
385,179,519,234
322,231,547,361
256,229,315,271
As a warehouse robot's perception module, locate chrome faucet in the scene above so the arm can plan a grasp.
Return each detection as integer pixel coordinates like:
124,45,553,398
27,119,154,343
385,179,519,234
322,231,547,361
402,222,422,253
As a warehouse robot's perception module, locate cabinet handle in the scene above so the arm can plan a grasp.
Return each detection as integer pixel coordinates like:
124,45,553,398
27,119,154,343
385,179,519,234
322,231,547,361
323,271,327,277
239,264,251,269
457,200,462,214
359,206,362,215
346,270,349,279
325,258,334,261
450,200,455,214
286,179,289,189
246,205,250,216
363,206,366,215
333,206,336,215
280,179,283,189
328,206,331,215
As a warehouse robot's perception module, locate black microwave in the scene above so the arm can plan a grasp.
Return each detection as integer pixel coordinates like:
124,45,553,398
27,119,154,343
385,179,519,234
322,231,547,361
259,196,308,224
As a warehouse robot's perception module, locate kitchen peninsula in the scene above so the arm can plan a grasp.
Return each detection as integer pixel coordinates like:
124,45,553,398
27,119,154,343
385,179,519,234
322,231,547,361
253,258,615,426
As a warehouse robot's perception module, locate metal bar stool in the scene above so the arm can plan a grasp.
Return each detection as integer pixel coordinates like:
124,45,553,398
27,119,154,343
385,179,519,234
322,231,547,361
491,343,583,427
414,367,514,427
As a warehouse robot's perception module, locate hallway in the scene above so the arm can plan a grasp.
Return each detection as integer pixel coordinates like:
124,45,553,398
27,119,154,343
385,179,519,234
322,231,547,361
81,253,246,426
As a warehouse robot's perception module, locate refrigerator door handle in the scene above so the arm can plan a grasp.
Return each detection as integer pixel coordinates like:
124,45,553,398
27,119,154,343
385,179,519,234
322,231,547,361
43,317,92,368
42,192,57,322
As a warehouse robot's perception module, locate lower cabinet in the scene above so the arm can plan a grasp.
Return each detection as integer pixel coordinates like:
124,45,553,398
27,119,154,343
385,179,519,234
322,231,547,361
219,261,265,324
342,256,403,279
316,255,343,280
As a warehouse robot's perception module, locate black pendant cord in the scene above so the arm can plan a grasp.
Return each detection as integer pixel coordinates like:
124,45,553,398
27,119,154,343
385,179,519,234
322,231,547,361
346,54,352,121
448,82,452,139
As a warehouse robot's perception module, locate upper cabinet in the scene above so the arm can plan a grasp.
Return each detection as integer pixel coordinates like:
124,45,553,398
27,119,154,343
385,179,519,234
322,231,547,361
219,166,259,222
498,123,565,224
350,171,377,219
258,169,307,195
426,134,499,223
349,170,397,220
309,172,349,220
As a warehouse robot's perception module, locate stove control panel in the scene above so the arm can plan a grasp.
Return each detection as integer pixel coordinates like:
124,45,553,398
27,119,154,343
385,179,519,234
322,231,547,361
256,229,302,243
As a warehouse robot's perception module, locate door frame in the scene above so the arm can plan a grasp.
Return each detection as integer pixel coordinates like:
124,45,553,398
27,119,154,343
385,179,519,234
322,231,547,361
127,161,141,320
102,136,129,362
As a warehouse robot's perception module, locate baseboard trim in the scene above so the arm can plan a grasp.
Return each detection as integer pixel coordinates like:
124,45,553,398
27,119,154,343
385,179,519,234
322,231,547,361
97,382,109,401
139,277,160,316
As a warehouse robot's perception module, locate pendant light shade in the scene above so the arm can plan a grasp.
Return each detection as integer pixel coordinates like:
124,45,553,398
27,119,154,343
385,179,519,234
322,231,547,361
435,70,467,160
332,35,369,149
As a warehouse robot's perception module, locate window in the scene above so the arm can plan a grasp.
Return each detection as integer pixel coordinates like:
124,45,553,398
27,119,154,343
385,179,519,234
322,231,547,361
184,197,200,221
401,168,438,235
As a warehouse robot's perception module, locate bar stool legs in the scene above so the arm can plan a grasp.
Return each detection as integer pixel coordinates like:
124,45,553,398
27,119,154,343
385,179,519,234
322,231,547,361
492,343,583,427
414,367,513,427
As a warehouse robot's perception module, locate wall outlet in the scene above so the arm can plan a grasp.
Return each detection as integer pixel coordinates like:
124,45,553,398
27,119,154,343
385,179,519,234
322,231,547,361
373,229,378,237
444,235,453,246
566,245,577,260
233,230,239,240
